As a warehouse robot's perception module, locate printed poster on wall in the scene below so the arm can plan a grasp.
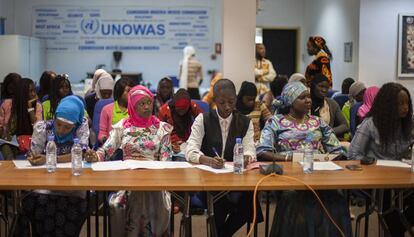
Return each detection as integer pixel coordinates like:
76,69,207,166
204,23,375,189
398,13,414,77
32,6,213,52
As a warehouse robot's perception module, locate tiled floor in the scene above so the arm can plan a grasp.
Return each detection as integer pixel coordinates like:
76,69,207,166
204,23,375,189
79,203,390,237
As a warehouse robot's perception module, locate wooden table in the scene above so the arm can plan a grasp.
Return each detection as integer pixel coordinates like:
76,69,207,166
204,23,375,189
0,161,413,191
1,160,414,237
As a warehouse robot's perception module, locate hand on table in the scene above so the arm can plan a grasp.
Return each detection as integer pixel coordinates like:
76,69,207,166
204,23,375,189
210,156,224,169
27,152,46,166
84,149,98,163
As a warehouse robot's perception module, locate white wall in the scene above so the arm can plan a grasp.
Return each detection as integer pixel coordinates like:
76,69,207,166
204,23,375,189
303,0,360,90
255,0,360,91
256,0,305,75
222,0,256,91
6,0,222,89
256,0,304,28
359,0,414,92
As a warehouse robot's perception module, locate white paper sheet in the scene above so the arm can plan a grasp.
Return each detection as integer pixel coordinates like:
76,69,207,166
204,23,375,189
91,161,128,171
13,160,72,169
298,161,343,171
194,163,235,174
292,153,338,162
376,160,410,168
313,161,343,170
91,160,193,171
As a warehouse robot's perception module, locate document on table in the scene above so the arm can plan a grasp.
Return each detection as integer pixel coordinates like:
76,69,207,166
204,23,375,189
91,160,193,171
298,161,343,171
313,161,343,170
292,153,338,162
13,160,72,169
194,163,235,174
376,160,410,168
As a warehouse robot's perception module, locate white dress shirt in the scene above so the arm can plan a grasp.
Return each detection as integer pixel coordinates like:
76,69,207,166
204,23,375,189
185,111,256,163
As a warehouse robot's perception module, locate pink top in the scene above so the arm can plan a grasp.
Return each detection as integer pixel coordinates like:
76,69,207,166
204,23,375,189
98,102,129,143
0,99,43,133
98,103,114,142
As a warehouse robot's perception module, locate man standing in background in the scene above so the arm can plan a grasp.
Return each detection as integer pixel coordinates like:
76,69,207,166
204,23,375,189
255,43,276,95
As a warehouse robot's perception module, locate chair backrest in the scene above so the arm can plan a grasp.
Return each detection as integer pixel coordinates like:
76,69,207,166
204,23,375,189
333,94,349,109
192,99,209,113
92,98,114,135
75,95,86,107
169,76,179,88
327,90,338,98
350,102,362,136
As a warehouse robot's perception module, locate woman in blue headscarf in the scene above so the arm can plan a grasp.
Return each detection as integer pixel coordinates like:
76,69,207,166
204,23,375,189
21,95,90,237
256,82,352,237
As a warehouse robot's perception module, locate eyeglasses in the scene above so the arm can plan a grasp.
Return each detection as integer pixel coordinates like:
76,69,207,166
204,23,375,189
56,74,69,80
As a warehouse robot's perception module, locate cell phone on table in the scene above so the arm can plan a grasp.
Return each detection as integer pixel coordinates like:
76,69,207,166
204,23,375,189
345,164,363,171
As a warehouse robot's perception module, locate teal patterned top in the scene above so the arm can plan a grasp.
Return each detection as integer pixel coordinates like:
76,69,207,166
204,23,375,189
257,114,342,155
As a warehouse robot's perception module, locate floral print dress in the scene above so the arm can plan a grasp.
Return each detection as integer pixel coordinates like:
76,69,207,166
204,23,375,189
256,114,342,155
97,120,173,237
256,115,352,237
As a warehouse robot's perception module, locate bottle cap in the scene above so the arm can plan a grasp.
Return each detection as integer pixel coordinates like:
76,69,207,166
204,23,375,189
236,138,242,144
73,138,80,144
47,135,54,141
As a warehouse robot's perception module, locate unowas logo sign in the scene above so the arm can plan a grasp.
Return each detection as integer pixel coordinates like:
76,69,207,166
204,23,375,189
81,18,100,34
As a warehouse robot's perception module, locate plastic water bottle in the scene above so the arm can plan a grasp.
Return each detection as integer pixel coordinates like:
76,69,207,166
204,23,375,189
411,146,414,173
71,138,83,176
46,135,57,173
233,138,244,174
303,138,314,173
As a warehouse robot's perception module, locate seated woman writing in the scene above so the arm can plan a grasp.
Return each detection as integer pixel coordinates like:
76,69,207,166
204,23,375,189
349,82,414,237
257,82,352,237
87,85,172,237
23,95,89,237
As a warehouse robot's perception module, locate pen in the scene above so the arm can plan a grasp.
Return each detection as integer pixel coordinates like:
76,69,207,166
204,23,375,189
212,147,225,162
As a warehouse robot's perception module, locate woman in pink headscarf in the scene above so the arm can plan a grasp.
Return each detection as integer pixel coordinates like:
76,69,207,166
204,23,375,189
357,86,380,122
91,85,173,237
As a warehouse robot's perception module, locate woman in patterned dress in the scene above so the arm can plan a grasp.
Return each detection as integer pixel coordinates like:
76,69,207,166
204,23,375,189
305,36,333,87
257,82,352,237
23,95,90,237
89,85,173,237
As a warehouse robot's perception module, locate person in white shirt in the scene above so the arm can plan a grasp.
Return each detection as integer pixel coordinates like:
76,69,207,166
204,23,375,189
186,79,262,236
255,43,277,95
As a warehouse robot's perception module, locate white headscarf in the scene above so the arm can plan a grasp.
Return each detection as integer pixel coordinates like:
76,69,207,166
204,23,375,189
95,73,114,99
92,69,107,92
288,73,306,84
180,46,196,89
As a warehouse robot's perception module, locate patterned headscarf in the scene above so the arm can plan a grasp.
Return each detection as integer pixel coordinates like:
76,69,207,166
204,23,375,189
123,85,160,129
310,36,326,50
273,82,308,114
